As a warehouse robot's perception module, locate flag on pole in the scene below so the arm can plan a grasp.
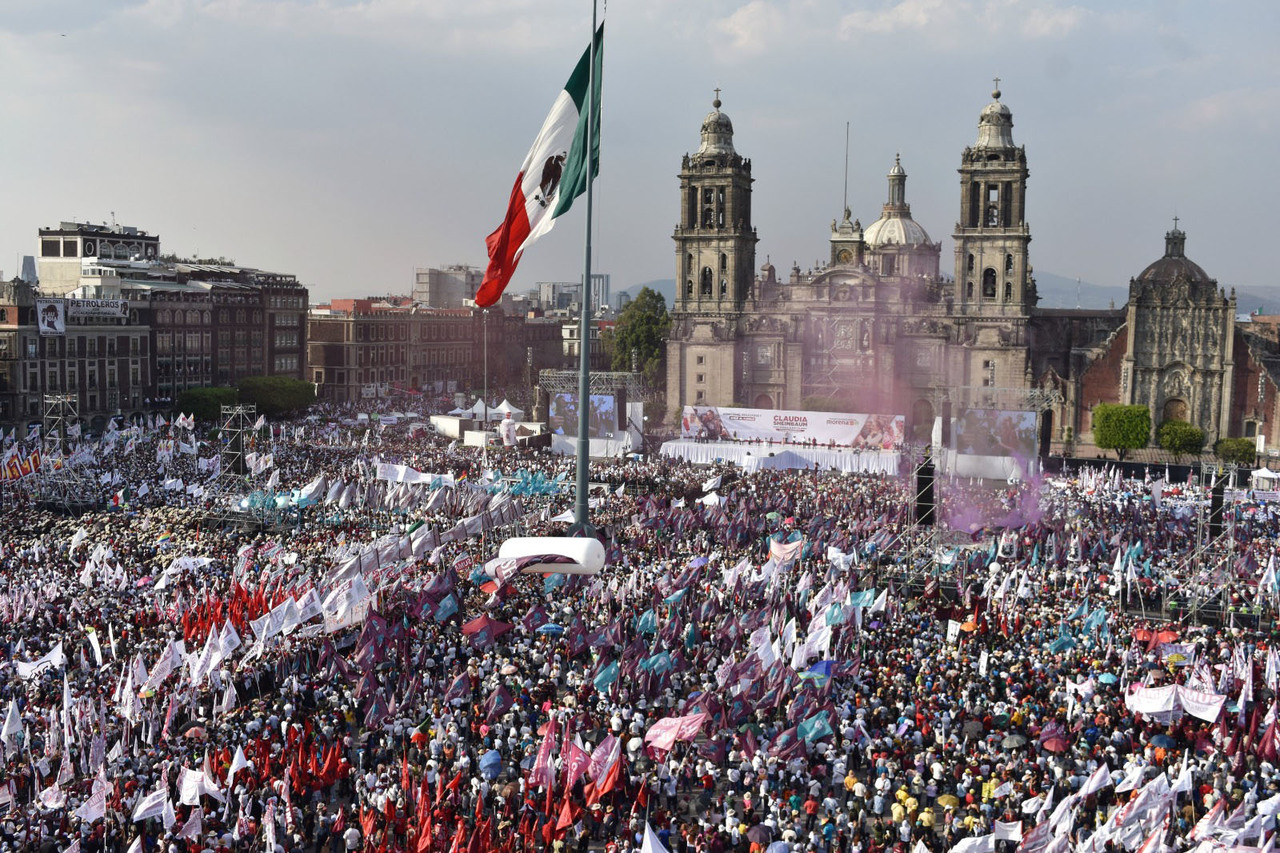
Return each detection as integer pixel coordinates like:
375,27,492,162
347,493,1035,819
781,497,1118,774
476,24,604,307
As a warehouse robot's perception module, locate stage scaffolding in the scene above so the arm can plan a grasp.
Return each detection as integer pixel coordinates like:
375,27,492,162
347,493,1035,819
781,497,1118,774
33,394,99,513
203,404,292,530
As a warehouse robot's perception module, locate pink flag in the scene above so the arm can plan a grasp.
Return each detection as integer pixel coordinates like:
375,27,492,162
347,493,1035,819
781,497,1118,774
562,740,591,789
529,717,557,789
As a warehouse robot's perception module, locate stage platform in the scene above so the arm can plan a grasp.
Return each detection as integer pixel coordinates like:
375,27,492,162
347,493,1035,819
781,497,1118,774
658,440,899,474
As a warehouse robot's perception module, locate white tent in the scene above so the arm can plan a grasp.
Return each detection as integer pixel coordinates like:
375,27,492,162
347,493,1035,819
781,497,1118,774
493,399,524,421
698,491,723,506
1252,467,1280,485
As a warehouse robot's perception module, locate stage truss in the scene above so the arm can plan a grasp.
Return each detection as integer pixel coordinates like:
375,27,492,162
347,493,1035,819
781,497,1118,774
538,370,657,400
1165,461,1239,622
33,394,99,514
204,404,292,530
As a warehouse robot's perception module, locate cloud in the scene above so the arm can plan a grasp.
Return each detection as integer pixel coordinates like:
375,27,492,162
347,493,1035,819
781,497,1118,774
838,0,1088,42
715,0,788,58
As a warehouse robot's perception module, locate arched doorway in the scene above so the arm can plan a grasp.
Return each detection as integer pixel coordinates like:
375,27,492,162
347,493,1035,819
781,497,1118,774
1162,398,1188,422
753,393,773,409
911,399,934,442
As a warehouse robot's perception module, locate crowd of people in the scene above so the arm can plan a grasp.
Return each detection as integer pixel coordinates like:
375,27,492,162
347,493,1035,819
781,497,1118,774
0,400,1274,853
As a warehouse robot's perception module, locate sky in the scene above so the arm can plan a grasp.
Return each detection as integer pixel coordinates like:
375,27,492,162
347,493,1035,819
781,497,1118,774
1,0,1277,305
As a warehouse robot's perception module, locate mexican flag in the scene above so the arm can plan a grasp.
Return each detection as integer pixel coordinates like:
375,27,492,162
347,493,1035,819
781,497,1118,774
476,24,604,308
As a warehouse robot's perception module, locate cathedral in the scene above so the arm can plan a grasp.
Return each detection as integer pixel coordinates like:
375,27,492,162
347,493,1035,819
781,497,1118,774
665,87,1280,453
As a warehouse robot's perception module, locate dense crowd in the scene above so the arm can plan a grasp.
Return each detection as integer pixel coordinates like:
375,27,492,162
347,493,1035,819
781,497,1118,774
0,402,1274,853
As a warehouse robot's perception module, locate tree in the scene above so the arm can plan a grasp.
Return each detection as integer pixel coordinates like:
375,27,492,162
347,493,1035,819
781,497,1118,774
176,387,239,423
607,286,670,386
237,376,316,418
1091,403,1150,460
1157,419,1206,460
1215,437,1257,466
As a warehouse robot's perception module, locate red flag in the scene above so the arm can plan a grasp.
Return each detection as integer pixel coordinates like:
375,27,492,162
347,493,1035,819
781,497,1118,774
596,752,623,796
446,770,463,791
555,795,578,831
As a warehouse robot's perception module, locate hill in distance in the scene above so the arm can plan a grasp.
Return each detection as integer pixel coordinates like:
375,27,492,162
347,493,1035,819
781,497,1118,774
617,274,1280,315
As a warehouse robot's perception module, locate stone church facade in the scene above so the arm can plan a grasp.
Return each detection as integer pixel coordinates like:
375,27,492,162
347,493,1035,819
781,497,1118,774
665,89,1280,451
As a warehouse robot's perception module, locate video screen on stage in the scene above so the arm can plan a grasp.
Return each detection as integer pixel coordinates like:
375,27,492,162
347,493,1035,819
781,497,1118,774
548,393,616,438
953,409,1038,458
680,405,904,448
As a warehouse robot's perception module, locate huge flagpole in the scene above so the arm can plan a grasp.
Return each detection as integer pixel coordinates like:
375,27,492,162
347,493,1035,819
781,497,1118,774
573,0,599,537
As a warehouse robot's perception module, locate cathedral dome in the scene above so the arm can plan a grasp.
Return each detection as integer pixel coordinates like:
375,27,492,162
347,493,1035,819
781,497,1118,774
696,93,736,157
975,85,1015,149
862,216,932,247
1135,225,1211,285
862,155,932,247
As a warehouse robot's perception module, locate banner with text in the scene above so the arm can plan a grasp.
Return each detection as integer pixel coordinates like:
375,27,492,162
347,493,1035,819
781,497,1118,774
681,406,904,448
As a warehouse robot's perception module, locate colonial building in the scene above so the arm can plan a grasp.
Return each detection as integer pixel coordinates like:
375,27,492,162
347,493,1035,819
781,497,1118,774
666,89,1280,452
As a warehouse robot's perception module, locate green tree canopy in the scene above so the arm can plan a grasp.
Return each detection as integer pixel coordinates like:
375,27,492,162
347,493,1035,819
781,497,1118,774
237,375,316,418
607,287,670,385
1157,419,1206,460
1215,437,1257,466
176,387,239,423
1092,404,1150,460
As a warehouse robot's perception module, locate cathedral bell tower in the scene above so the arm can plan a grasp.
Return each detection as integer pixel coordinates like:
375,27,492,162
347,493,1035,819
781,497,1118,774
673,93,757,313
953,82,1034,314
667,93,758,416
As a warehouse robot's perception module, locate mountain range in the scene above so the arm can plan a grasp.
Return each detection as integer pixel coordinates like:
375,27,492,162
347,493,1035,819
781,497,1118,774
618,272,1280,315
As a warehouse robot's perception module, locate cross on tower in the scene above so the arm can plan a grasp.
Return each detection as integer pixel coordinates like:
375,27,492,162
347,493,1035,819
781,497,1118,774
1173,215,1180,230
714,87,721,106
992,76,1001,94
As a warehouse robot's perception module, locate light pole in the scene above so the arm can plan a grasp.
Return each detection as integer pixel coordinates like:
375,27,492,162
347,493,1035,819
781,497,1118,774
483,309,489,468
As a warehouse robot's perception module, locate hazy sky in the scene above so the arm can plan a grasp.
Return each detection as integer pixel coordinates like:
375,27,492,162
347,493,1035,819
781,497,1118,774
2,0,1276,304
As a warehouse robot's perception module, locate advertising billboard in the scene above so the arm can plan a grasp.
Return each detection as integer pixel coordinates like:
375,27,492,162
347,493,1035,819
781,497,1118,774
680,406,904,448
35,299,65,336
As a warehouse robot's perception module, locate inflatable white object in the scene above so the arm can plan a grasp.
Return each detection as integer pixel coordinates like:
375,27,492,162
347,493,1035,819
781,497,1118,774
496,537,605,575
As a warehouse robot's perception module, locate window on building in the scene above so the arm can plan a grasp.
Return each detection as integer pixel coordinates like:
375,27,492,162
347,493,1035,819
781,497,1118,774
696,373,705,384
1005,254,1014,274
41,239,60,257
695,390,706,403
1004,282,1013,301
696,355,705,365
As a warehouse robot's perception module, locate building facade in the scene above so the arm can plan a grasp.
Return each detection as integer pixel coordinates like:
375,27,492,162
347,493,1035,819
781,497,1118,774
666,89,1279,452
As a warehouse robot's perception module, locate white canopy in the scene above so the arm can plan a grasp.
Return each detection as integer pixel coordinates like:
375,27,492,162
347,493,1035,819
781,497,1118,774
1253,467,1279,480
493,399,524,417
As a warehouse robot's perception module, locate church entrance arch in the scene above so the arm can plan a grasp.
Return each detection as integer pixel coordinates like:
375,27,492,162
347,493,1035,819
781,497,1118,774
753,393,773,409
1162,398,1188,423
911,399,934,442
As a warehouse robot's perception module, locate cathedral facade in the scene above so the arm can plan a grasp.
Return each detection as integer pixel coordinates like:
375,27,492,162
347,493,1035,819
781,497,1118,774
665,88,1278,452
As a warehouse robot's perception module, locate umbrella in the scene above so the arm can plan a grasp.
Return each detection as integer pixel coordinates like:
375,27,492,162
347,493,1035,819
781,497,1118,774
766,512,781,521
1002,734,1027,749
1097,673,1119,684
992,713,1011,729
1149,734,1177,749
747,825,774,845
537,623,565,635
962,721,984,738
462,615,513,638
500,664,518,676
960,621,979,632
479,750,503,780
1041,736,1069,753
937,794,960,808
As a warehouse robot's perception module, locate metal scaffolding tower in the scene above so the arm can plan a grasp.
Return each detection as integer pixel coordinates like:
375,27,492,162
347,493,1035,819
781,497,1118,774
34,394,98,514
203,405,295,530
